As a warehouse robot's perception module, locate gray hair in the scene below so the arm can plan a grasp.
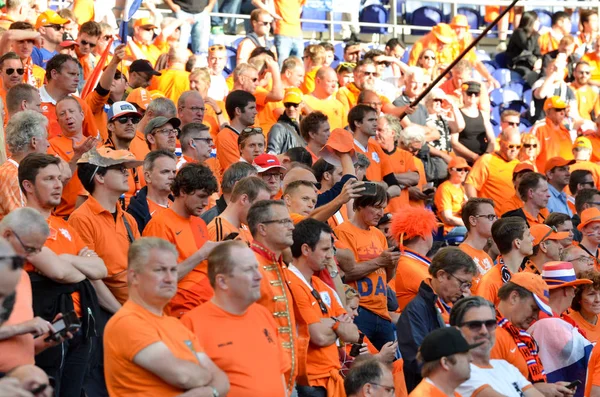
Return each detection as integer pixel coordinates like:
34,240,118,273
354,153,371,169
128,237,178,273
398,124,426,147
222,162,257,194
147,97,177,118
0,207,50,239
6,110,48,155
449,296,495,327
143,149,177,172
380,114,402,141
177,90,203,109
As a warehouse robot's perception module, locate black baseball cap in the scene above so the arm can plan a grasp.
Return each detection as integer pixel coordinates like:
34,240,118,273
461,81,481,94
129,59,162,76
419,327,483,363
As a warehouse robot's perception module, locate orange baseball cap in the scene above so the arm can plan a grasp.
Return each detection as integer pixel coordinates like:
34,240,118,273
283,88,302,105
542,261,593,289
447,156,471,170
543,96,568,111
513,162,534,175
573,136,592,150
318,128,357,166
35,10,69,29
530,224,569,246
545,156,575,172
450,14,470,29
432,23,455,44
577,207,600,231
77,146,142,169
134,17,157,29
126,88,152,111
509,272,553,316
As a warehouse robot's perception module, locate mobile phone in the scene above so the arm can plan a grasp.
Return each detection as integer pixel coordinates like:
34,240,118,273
349,333,365,357
44,311,80,342
360,182,378,196
566,380,581,389
30,383,48,394
422,182,435,195
223,232,239,241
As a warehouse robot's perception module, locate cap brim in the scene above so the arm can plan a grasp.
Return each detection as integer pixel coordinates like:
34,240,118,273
149,70,162,76
60,41,78,47
467,341,485,350
255,164,285,173
547,279,593,289
168,117,181,129
546,231,570,241
532,293,554,316
433,32,453,44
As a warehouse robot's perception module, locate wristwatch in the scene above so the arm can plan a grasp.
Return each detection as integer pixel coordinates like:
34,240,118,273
329,269,339,278
211,387,219,397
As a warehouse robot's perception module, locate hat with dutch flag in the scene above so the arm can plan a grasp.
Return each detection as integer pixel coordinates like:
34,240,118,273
542,261,593,290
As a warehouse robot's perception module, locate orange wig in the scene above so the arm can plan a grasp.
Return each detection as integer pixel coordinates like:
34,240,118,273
391,207,438,251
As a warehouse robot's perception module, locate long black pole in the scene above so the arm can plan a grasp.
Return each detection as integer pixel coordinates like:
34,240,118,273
399,0,520,119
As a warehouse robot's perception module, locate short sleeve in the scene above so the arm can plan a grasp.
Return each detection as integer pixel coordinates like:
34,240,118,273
69,213,97,251
465,155,491,191
288,281,322,326
107,314,164,361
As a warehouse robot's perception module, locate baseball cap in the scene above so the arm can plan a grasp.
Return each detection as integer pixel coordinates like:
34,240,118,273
134,17,157,29
542,261,593,289
450,14,470,28
462,81,481,94
318,128,357,167
530,224,569,246
577,207,600,231
545,156,575,172
144,117,181,137
283,88,302,105
513,162,534,175
419,327,483,363
126,88,152,111
573,136,592,150
543,96,568,111
59,32,78,47
107,101,142,121
448,156,471,170
509,272,553,316
377,213,392,227
432,23,455,44
35,10,69,29
253,153,286,173
129,60,162,76
77,146,142,169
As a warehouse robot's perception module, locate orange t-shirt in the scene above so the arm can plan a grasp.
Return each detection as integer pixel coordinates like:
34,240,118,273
204,101,228,141
408,33,460,67
394,249,431,313
336,82,360,114
40,87,99,140
0,270,34,372
586,338,600,396
409,379,462,397
147,199,169,219
409,157,428,208
465,153,520,216
125,40,162,67
538,31,560,55
0,159,25,221
300,67,318,95
354,140,394,182
334,221,390,320
68,195,140,304
104,300,204,397
490,324,529,379
459,243,493,291
303,94,346,130
475,262,512,306
565,310,600,343
142,208,210,317
216,125,241,173
129,131,150,161
385,147,418,212
181,301,287,397
572,84,600,121
148,68,190,104
207,216,253,243
85,89,111,143
531,118,574,173
273,0,305,37
434,180,467,234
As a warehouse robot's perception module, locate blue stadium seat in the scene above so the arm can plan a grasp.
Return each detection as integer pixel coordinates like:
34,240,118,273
494,52,509,69
226,37,245,54
504,81,525,97
482,60,496,75
360,4,389,34
334,43,344,61
522,89,533,109
492,122,501,136
302,8,328,32
491,105,501,125
571,11,579,35
457,7,481,30
401,45,412,63
534,9,553,29
410,6,443,35
490,88,521,107
492,68,524,86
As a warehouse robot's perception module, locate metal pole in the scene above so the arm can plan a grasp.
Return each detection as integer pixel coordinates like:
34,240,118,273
391,0,398,38
399,0,521,119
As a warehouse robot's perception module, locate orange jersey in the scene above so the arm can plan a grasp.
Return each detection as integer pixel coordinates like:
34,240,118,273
409,157,428,208
394,249,431,313
148,68,190,104
104,300,204,397
273,0,305,37
129,131,150,161
334,221,390,320
565,310,600,343
409,379,462,397
582,52,600,85
204,101,228,141
408,33,460,67
384,147,418,212
538,31,560,55
303,94,345,130
142,208,210,317
434,181,467,234
464,153,520,216
459,243,493,291
571,84,600,121
354,140,394,182
300,67,318,95
490,324,529,379
0,159,25,221
68,195,140,304
216,125,241,173
85,89,111,142
207,216,253,243
40,88,99,140
531,118,574,173
181,301,287,397
586,341,600,396
475,262,513,306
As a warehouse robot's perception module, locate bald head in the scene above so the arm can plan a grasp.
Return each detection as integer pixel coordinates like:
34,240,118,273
314,66,338,97
282,167,318,191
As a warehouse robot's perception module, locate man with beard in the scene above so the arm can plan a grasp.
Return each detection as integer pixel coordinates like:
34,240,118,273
398,247,477,392
570,61,599,120
532,97,575,170
1,22,46,89
337,59,377,113
144,116,181,153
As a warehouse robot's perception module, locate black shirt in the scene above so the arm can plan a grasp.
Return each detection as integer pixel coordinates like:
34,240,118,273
173,0,210,14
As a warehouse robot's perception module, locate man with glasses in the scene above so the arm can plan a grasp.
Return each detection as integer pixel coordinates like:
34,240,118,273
0,52,24,122
253,153,286,198
571,61,597,120
337,59,378,114
304,67,346,130
267,88,303,155
144,116,181,153
286,219,360,396
247,199,298,395
124,17,161,66
561,245,595,276
178,90,206,128
450,295,545,397
207,44,229,101
129,97,177,161
500,109,522,131
177,123,218,173
74,21,101,84
465,127,521,216
237,9,275,64
32,10,68,68
527,224,569,274
398,247,477,392
345,357,395,397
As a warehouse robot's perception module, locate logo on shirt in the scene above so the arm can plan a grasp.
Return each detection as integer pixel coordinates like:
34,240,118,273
263,328,274,344
59,228,72,241
175,230,183,235
512,382,525,397
217,341,233,348
371,152,380,164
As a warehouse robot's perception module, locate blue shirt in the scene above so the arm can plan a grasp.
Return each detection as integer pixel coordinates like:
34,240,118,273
31,47,57,68
547,184,572,216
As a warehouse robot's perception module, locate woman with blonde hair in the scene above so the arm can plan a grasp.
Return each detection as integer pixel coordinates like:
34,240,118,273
416,48,439,80
518,133,541,171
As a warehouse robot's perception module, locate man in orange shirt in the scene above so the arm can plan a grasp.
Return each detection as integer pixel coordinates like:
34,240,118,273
303,67,346,130
181,240,287,396
539,11,571,55
300,111,330,164
246,199,299,394
74,21,101,83
144,116,181,153
337,59,378,114
476,217,534,306
503,172,551,226
287,219,359,395
207,176,270,242
127,59,162,92
434,157,469,237
0,52,24,122
142,163,219,317
177,90,205,128
124,17,162,66
40,54,99,139
2,22,46,89
5,83,42,120
570,61,600,120
129,97,177,161
104,237,229,397
465,127,521,216
149,46,190,104
408,23,458,67
0,110,49,221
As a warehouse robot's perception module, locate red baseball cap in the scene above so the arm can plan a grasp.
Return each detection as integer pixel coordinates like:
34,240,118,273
253,153,285,173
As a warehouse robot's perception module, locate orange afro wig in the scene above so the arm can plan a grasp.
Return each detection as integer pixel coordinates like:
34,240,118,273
391,207,438,249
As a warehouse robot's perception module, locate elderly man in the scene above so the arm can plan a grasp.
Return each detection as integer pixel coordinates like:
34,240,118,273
104,237,229,396
177,90,205,128
344,358,395,397
303,67,345,130
531,97,576,170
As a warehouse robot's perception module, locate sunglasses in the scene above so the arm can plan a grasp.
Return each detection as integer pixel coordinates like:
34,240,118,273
81,39,97,48
284,103,300,108
460,319,497,331
311,289,328,315
504,121,520,127
422,55,435,60
242,127,263,133
257,20,272,26
336,62,356,72
0,255,25,270
523,143,538,149
465,91,480,97
115,116,141,124
453,168,468,172
432,98,444,104
5,68,24,76
507,144,522,149
45,24,64,30
243,75,259,82
362,71,377,76
209,44,225,52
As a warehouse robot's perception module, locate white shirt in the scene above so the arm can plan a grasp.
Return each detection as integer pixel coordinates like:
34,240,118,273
208,74,229,101
457,360,532,397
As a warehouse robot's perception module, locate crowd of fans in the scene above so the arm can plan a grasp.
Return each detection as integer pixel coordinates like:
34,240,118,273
2,0,600,397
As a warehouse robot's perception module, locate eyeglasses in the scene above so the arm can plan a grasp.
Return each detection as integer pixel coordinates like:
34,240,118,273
152,128,178,136
11,230,41,255
465,91,480,97
453,168,468,172
538,225,558,245
242,75,259,83
570,255,595,265
45,24,64,30
523,143,538,149
368,383,395,395
361,71,377,76
243,127,263,134
460,319,497,332
507,144,522,149
261,218,293,226
261,172,282,180
448,272,472,291
311,289,328,314
474,214,497,221
504,121,520,127
432,98,444,104
4,68,24,76
107,164,129,175
115,116,141,125
80,39,97,48
209,44,225,52
141,26,154,31
192,137,214,145
0,255,25,270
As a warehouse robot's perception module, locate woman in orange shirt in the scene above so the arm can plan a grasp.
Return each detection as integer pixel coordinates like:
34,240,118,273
566,270,600,343
518,133,541,171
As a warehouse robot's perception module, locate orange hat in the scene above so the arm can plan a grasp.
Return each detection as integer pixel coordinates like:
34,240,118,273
282,87,302,105
545,156,575,172
77,146,142,168
513,162,534,175
542,261,593,289
543,96,568,111
318,128,357,166
577,207,600,231
530,224,569,246
509,272,553,316
431,23,455,44
391,207,438,251
447,156,471,170
573,136,592,150
134,17,157,29
126,88,152,111
35,10,69,29
450,14,470,28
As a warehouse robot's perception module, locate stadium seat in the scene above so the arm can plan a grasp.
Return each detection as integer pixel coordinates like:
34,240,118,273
504,81,525,97
457,7,481,30
490,88,521,107
491,105,501,125
301,8,328,32
494,52,508,69
492,68,524,86
410,6,443,35
226,36,245,54
492,122,501,136
534,9,553,29
334,42,344,61
522,89,533,108
482,60,496,75
401,45,412,63
571,11,579,34
360,4,389,34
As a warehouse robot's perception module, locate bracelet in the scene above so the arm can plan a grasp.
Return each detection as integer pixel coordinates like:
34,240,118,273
215,111,222,115
332,318,340,332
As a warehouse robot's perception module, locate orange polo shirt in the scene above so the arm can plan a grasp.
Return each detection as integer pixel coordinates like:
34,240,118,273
531,118,574,173
394,249,431,313
207,216,253,243
204,100,228,142
273,0,305,37
40,86,99,140
475,261,512,306
582,52,600,85
504,194,524,214
490,324,529,379
0,159,24,221
216,125,241,173
571,84,600,121
129,131,150,161
409,380,462,397
148,68,190,104
538,31,560,55
434,180,467,234
465,153,520,216
303,94,346,130
142,207,210,318
384,147,418,212
68,195,140,304
459,243,493,291
521,207,550,227
354,140,394,182
334,221,390,320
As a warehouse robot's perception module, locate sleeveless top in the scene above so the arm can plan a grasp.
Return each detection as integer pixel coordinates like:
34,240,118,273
459,109,488,156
